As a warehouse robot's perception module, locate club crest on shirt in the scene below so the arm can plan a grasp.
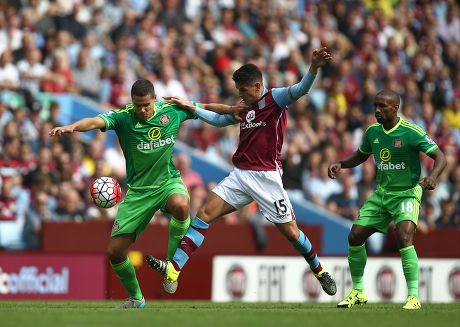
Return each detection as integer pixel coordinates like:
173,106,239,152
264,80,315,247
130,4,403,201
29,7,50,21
246,110,255,122
160,114,170,125
112,221,119,232
257,98,265,109
393,138,402,148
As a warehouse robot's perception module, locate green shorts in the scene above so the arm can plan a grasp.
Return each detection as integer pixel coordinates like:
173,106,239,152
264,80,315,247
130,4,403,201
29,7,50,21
111,177,189,240
355,185,422,233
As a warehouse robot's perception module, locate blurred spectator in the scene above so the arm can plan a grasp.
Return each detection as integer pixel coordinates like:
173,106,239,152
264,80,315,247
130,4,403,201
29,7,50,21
190,122,220,153
13,20,39,63
54,184,85,222
55,2,87,40
436,4,460,44
0,11,23,54
101,0,126,32
22,190,53,249
326,173,359,220
0,102,13,139
357,161,377,205
48,101,62,126
82,138,111,177
13,107,39,144
444,98,460,130
436,199,458,228
103,141,126,182
417,203,436,234
72,47,101,98
41,50,78,93
173,152,205,194
16,47,49,95
0,178,17,221
0,136,23,185
435,117,459,172
0,50,20,90
154,64,188,100
99,61,133,108
449,166,460,205
304,161,342,206
111,7,137,50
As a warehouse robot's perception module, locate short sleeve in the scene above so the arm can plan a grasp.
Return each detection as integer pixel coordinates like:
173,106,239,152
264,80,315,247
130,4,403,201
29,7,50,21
98,107,126,132
358,127,373,155
173,102,198,121
413,131,439,155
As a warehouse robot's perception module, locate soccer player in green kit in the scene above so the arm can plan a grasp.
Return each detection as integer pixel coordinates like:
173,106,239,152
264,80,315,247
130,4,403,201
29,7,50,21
328,89,446,310
49,79,242,308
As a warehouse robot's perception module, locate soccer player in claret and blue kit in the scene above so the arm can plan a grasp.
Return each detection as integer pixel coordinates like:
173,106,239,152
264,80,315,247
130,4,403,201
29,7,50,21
328,90,446,310
49,79,245,308
146,47,338,297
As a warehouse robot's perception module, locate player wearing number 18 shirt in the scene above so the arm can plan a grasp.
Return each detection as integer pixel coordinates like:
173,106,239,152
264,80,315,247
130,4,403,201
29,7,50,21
146,47,338,297
328,89,446,310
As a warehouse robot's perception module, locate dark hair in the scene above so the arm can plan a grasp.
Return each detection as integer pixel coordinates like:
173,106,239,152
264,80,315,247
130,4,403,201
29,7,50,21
232,64,263,85
131,79,155,98
376,89,400,106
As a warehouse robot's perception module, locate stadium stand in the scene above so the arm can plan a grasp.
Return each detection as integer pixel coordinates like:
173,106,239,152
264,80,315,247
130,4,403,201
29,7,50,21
0,0,458,254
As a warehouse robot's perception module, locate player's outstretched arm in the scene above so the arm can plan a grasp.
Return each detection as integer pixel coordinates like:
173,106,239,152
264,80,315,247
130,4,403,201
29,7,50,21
164,96,246,126
289,47,331,97
272,47,332,108
49,116,106,137
419,148,447,190
164,96,247,116
201,102,248,122
328,150,370,179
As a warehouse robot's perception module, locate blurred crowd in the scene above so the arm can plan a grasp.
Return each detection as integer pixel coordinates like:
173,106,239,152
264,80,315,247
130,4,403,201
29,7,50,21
0,0,458,250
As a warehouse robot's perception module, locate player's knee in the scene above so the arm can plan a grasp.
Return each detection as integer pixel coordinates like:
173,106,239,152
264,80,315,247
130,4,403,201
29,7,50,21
169,198,190,220
106,246,125,264
172,204,189,220
348,231,363,246
396,233,413,249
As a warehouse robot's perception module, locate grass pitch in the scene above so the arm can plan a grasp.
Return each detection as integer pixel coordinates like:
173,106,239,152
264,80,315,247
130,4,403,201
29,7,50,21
0,301,458,327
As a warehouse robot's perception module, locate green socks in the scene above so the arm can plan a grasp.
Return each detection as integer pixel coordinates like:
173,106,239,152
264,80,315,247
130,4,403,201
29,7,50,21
111,257,142,300
400,245,419,298
167,216,191,260
348,243,419,298
348,243,367,292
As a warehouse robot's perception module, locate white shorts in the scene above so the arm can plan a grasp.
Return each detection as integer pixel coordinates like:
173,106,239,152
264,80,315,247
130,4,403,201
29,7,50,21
212,167,295,224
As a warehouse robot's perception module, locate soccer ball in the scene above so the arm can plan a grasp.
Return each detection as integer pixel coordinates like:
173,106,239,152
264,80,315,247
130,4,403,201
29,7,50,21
90,177,121,208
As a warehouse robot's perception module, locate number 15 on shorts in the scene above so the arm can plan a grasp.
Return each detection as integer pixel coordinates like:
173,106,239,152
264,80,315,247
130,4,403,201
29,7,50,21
274,199,288,215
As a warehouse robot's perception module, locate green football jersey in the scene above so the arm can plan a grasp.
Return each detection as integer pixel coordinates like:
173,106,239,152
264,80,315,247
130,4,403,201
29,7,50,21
99,102,196,191
359,118,438,192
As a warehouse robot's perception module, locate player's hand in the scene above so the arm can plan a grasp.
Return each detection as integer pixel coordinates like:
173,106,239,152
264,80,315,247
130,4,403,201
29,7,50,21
49,125,74,137
328,162,342,179
230,102,249,121
163,96,195,112
311,47,332,68
419,176,437,190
